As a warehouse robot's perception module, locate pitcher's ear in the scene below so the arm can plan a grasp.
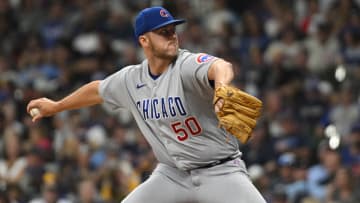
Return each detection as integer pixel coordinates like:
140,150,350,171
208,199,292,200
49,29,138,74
138,35,148,47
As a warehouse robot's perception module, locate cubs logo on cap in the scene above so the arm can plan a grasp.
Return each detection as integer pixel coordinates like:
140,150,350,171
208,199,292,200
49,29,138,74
196,53,214,64
160,9,169,17
134,6,186,39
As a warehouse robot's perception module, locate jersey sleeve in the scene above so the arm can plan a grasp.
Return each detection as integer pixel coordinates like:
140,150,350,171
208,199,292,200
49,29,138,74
180,52,219,96
99,68,128,110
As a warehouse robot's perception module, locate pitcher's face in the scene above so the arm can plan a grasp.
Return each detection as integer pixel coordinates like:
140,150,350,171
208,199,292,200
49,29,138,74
146,24,179,59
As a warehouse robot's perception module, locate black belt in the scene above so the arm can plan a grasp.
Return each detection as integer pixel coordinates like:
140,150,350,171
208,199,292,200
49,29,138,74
195,155,240,170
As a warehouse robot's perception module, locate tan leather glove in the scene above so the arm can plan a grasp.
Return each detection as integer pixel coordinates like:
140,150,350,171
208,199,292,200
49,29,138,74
214,85,263,143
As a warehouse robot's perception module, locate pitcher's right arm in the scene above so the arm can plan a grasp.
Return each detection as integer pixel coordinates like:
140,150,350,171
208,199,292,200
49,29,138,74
27,80,103,122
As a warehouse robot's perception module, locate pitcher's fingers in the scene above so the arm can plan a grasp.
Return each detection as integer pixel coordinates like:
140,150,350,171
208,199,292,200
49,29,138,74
214,99,224,112
27,100,37,113
215,105,220,113
32,114,42,122
218,99,224,107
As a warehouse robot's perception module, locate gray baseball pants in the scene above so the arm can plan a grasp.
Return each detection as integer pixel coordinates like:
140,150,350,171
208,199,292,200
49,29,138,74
121,157,266,203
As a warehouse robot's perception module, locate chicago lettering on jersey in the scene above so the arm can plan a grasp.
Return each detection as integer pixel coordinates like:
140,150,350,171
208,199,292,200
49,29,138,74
136,96,187,120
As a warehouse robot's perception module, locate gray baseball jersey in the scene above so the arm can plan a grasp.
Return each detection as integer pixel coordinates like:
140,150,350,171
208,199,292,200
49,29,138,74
99,49,241,171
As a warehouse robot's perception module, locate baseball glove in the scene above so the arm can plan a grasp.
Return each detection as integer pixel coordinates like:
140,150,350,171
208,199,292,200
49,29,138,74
214,85,263,144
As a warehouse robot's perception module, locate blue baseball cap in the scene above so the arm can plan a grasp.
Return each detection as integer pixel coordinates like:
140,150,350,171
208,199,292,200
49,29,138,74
134,6,185,39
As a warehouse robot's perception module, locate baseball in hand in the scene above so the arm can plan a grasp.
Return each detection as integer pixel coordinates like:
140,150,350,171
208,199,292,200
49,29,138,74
30,108,40,117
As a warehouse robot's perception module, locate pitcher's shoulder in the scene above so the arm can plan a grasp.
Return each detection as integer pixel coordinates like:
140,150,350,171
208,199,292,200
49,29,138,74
178,49,193,58
177,49,216,63
176,49,196,64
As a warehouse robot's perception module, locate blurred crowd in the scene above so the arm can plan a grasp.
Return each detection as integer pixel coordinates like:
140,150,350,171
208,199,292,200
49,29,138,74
0,0,360,203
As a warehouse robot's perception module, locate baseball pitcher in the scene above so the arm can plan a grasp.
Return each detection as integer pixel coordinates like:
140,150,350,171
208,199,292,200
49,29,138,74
27,6,266,203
